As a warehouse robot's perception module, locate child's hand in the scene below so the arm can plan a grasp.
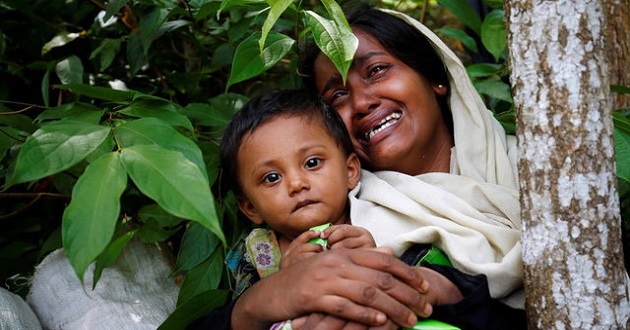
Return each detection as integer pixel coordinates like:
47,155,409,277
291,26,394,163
324,224,377,250
280,230,323,269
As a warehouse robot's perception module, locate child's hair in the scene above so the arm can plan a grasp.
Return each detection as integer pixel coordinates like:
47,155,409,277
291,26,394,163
219,89,354,196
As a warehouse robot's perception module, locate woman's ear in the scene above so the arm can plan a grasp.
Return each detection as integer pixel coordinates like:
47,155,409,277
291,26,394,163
346,153,361,189
237,197,264,225
433,83,448,96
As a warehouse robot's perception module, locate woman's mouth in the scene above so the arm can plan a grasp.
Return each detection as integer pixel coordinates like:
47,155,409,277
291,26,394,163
364,112,401,142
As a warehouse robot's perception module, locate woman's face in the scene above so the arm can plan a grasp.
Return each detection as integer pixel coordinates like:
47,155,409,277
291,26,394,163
313,28,453,175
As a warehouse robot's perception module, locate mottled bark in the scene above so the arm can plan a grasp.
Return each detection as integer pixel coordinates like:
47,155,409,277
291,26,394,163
505,0,630,328
603,0,630,109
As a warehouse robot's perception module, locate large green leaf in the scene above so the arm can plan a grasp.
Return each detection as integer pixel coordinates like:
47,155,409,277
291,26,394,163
480,10,506,62
174,222,222,273
304,10,358,84
177,246,224,306
158,289,229,330
437,0,482,35
120,145,225,243
9,121,111,186
115,117,207,181
227,31,295,91
62,152,127,281
259,0,293,52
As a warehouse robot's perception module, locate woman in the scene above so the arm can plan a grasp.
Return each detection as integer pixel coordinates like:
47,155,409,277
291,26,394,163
190,5,523,330
300,5,523,307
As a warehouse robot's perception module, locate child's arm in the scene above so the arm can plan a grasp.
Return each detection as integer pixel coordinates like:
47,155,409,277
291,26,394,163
279,230,323,269
324,224,377,250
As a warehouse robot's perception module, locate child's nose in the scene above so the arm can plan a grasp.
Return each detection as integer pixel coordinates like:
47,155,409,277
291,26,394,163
288,172,310,195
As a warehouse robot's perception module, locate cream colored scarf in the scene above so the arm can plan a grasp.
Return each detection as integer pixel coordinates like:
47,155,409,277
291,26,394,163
349,9,523,307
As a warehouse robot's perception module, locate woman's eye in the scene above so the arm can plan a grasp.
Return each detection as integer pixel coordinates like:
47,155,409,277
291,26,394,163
263,172,280,183
305,158,322,169
368,65,387,78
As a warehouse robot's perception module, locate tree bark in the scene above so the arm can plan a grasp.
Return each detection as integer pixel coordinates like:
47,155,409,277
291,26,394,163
603,0,630,109
505,0,630,328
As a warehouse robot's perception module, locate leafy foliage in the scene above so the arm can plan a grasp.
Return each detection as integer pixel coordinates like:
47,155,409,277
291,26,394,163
0,0,628,328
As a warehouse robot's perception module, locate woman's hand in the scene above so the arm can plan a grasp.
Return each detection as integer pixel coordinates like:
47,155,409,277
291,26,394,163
230,248,433,330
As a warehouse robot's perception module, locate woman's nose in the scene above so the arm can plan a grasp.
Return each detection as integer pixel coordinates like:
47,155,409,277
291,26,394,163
350,85,379,116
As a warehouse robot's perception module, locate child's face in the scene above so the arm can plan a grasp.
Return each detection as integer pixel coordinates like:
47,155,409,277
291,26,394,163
236,115,360,240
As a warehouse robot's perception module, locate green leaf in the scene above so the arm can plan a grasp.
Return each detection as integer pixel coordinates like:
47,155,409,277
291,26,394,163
473,79,513,103
436,27,479,53
42,32,81,55
115,117,207,181
177,247,224,306
614,112,630,182
90,38,122,71
120,145,225,243
60,84,136,102
304,10,358,84
9,121,111,186
483,0,504,9
259,0,293,52
137,204,183,243
466,63,501,79
93,230,136,287
104,0,128,21
35,103,104,125
158,289,229,330
480,10,506,62
217,0,266,18
494,110,516,135
612,85,630,95
437,0,482,35
42,69,51,107
137,8,169,57
55,55,83,85
127,33,147,76
182,93,247,127
174,222,221,273
62,152,127,281
118,97,194,132
227,32,295,91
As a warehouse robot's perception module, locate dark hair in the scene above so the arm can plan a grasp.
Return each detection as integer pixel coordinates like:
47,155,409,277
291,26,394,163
299,3,453,135
219,89,354,196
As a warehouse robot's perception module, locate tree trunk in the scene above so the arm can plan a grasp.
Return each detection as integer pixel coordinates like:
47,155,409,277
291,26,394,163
603,0,630,109
505,0,630,328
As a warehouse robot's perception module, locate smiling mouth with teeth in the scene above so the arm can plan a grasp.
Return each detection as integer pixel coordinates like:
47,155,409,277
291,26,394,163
365,112,402,141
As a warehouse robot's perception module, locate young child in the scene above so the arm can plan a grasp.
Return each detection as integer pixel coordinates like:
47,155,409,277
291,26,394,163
219,89,375,281
217,89,459,330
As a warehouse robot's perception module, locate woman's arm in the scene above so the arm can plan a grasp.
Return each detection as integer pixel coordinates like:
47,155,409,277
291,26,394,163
231,248,435,330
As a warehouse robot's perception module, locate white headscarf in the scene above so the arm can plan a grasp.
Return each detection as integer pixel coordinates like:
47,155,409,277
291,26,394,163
349,9,523,307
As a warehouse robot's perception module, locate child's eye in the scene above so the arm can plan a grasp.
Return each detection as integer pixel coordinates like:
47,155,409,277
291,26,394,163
305,157,322,169
263,172,281,183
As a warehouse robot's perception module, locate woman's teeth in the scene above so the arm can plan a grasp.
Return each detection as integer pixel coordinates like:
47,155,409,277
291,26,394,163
365,112,401,141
